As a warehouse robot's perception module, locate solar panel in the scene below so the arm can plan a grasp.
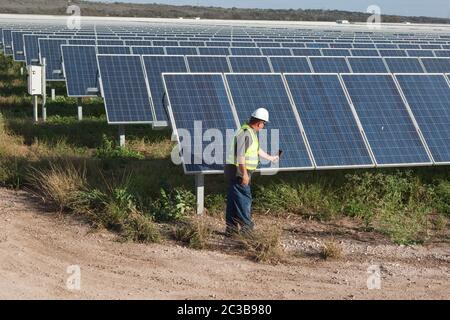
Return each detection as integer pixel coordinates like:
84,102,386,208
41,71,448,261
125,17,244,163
186,56,230,73
406,49,434,57
205,41,230,47
421,58,450,73
62,45,98,97
131,46,165,55
162,73,237,174
230,47,262,56
97,39,124,46
321,49,350,56
229,56,272,73
281,42,306,48
142,55,188,126
284,74,373,168
347,57,388,73
68,39,96,45
39,38,68,81
292,48,322,56
261,48,292,56
378,49,408,57
166,46,198,55
384,58,425,73
24,34,44,65
198,47,230,56
231,42,256,48
97,54,153,124
434,50,450,57
269,56,311,73
341,74,431,166
353,43,376,49
309,57,350,73
225,73,313,170
396,74,450,164
350,49,380,57
97,46,131,54
12,31,26,61
3,30,13,55
306,43,329,49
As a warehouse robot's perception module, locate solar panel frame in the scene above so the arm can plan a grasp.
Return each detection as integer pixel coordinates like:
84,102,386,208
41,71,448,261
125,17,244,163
162,72,238,175
394,73,450,165
61,45,99,97
96,54,154,124
283,73,375,169
340,73,432,167
224,72,314,171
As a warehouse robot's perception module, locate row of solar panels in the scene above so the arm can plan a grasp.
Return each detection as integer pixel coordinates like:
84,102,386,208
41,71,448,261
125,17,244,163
161,73,450,174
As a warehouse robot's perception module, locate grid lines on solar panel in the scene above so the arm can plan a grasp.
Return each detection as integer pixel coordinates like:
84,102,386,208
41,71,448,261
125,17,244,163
309,57,350,73
186,56,230,73
284,74,373,167
341,74,431,165
350,49,380,56
347,57,388,73
131,46,165,55
12,31,26,61
166,46,198,55
225,73,313,169
406,49,434,57
97,55,153,123
62,45,98,97
163,73,236,173
292,48,322,56
378,49,408,57
396,74,450,163
261,48,292,56
421,58,450,73
434,50,450,57
198,47,230,55
229,56,272,73
39,38,68,81
230,47,262,56
3,30,13,55
24,34,42,65
384,58,425,73
321,49,350,56
269,56,311,73
97,46,131,54
142,55,188,123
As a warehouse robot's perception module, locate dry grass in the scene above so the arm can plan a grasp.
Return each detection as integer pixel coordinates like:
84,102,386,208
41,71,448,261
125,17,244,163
127,138,173,159
320,240,344,260
172,216,214,249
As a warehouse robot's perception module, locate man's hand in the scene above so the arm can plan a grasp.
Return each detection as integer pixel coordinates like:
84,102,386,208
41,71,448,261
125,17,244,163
269,155,280,163
241,173,250,186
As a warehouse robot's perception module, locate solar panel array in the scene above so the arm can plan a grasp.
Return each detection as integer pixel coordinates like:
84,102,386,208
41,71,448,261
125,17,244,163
3,19,450,174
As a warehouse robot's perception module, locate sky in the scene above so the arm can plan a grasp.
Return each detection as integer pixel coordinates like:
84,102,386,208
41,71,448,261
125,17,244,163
90,0,450,19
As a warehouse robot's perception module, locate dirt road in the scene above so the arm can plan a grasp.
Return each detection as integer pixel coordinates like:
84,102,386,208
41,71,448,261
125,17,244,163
0,188,448,300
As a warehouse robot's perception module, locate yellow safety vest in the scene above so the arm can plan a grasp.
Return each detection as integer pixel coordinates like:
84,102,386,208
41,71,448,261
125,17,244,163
227,124,259,171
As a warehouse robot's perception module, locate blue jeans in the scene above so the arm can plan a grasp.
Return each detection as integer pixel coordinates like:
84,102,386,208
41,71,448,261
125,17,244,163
226,180,254,233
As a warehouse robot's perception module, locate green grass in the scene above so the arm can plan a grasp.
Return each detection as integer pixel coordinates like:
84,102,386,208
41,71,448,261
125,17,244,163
0,53,449,247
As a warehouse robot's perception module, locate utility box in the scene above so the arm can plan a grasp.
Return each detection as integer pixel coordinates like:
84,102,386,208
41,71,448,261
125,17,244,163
27,65,43,95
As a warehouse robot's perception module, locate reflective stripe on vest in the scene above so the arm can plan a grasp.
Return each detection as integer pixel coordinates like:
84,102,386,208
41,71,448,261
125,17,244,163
227,124,259,171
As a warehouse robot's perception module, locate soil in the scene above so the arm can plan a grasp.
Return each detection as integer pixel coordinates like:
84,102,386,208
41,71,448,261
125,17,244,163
0,188,449,300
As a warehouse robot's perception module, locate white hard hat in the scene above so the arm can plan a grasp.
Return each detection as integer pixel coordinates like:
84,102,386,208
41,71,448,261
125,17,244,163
251,108,269,122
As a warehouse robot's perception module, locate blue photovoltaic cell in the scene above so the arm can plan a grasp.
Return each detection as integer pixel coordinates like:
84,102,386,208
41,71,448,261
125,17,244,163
179,41,205,47
406,49,434,57
225,74,313,169
230,47,262,56
205,42,230,47
269,57,311,73
97,55,153,123
142,55,188,123
284,74,373,167
261,48,292,56
330,43,353,49
163,73,236,173
124,40,153,46
62,45,98,97
281,42,306,48
153,41,179,46
378,49,408,57
342,74,430,165
97,46,131,54
306,43,329,49
257,42,281,48
39,38,68,81
350,49,380,57
166,46,198,55
186,56,230,73
376,44,398,49
131,46,165,55
309,57,350,73
231,42,256,47
97,40,124,46
347,57,388,73
385,58,425,73
3,30,13,55
198,47,230,55
421,58,450,73
68,39,96,45
421,44,442,50
229,56,272,73
321,49,351,56
396,74,450,163
353,43,376,49
12,31,26,61
292,48,322,56
24,34,43,65
434,50,450,57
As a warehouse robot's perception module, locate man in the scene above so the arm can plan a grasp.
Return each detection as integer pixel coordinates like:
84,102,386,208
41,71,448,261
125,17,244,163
225,108,279,236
